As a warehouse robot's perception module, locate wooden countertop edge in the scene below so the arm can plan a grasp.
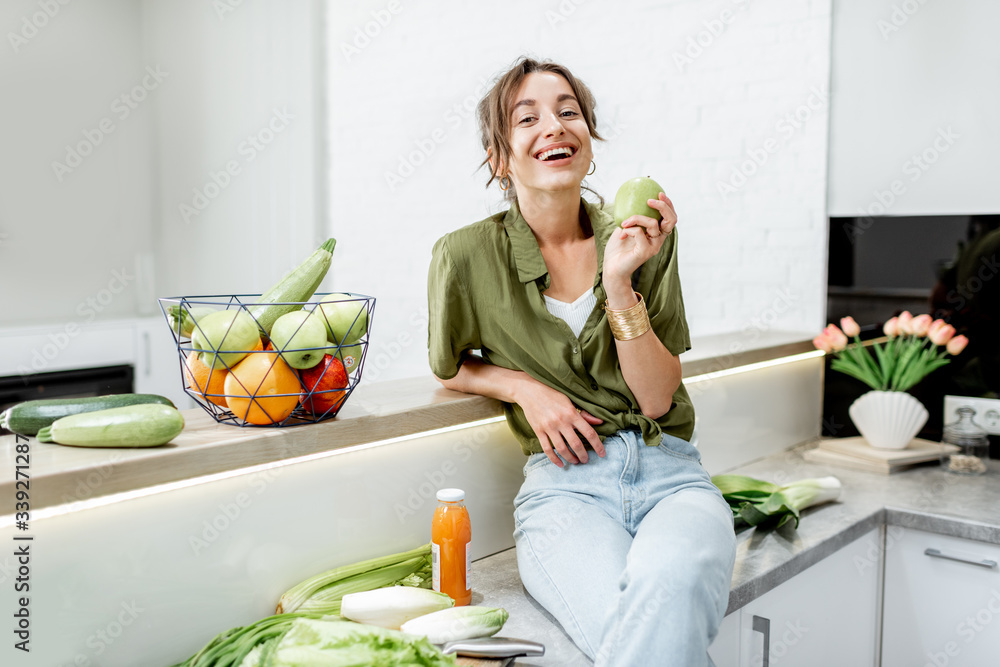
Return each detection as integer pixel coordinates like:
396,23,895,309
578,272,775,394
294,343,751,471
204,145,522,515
3,337,815,513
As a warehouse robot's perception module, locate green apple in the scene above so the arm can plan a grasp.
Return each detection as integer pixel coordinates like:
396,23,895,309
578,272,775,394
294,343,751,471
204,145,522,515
333,342,363,375
613,176,664,226
270,310,329,369
312,293,368,345
191,309,261,370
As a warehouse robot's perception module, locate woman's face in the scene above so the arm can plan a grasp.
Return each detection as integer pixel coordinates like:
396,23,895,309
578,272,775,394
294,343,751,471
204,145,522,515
503,72,593,198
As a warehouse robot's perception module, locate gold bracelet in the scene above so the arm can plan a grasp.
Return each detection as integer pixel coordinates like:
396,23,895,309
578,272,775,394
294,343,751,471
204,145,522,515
604,291,651,341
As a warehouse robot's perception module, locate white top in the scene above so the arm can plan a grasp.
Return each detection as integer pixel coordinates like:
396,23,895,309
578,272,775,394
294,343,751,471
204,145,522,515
543,289,597,338
436,488,465,502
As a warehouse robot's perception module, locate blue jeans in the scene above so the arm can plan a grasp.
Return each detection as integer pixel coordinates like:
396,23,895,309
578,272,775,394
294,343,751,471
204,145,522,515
512,428,737,666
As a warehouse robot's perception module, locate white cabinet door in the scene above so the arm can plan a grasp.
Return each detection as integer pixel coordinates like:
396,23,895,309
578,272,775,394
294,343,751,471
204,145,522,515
739,529,881,667
709,610,741,666
882,527,1000,667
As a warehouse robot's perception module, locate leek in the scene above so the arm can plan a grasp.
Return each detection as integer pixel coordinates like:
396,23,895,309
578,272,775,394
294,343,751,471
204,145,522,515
340,587,455,629
401,606,509,644
712,474,842,529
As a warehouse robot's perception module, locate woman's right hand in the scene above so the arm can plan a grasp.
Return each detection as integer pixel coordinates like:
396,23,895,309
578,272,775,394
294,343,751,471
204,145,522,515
515,378,606,467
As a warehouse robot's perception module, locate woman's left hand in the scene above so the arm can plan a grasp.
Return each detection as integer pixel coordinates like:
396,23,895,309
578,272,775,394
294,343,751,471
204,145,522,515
602,192,677,284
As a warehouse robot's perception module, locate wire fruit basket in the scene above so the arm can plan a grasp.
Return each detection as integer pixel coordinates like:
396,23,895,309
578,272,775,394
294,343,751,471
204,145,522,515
158,293,375,427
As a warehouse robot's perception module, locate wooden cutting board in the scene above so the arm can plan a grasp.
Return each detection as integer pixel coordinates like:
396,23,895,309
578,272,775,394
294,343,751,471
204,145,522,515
455,657,513,666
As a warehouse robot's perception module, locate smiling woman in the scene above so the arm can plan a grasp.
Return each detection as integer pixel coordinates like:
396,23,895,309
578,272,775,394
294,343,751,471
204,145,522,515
426,56,737,666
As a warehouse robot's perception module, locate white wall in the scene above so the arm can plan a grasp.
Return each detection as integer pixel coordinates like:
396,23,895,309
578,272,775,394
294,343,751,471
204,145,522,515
0,0,154,327
828,0,1000,216
325,0,832,382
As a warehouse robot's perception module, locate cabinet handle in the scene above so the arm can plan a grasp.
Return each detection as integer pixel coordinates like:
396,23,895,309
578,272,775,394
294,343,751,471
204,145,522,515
752,615,770,667
924,548,998,569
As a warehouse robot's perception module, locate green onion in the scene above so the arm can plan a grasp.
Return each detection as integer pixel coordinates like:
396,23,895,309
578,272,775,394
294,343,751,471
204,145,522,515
712,474,841,529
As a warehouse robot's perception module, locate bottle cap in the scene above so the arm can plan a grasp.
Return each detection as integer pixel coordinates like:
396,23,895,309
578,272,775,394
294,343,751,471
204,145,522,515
436,488,465,502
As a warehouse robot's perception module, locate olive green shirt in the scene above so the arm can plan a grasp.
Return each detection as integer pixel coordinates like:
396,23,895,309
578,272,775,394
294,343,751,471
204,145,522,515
427,198,695,456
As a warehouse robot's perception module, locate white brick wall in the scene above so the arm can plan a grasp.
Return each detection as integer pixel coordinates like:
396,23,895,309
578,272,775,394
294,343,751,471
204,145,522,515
325,0,831,381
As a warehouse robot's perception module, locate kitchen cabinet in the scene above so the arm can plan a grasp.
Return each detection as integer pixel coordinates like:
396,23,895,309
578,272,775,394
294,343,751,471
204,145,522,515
737,529,881,667
881,527,1000,667
708,610,741,666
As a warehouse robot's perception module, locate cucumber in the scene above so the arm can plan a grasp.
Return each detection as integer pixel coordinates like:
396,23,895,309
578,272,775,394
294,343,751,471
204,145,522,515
36,404,184,448
248,238,337,335
1,393,176,436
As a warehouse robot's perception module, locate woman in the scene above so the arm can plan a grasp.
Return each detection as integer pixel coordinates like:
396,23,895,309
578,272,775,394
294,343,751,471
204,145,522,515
427,57,736,666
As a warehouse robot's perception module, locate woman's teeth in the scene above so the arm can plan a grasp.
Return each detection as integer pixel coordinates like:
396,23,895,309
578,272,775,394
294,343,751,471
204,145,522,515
537,147,574,161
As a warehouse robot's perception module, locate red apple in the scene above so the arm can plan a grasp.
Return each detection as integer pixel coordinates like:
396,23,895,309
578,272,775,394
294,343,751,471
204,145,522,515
299,354,348,415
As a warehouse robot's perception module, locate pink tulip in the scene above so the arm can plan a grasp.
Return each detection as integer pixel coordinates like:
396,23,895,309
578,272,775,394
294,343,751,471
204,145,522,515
884,317,899,337
927,319,946,338
813,334,833,353
897,311,914,335
929,324,955,346
840,316,861,337
824,324,848,351
911,314,933,337
946,335,968,355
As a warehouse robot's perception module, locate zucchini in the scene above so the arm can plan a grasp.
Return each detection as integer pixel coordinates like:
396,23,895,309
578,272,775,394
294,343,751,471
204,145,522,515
248,238,337,335
1,393,176,436
36,404,184,448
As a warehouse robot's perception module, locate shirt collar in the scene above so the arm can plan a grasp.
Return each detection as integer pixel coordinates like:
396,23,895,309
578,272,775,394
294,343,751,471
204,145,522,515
503,198,616,285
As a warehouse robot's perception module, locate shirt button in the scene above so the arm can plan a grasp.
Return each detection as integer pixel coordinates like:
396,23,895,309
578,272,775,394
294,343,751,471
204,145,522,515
591,382,599,390
572,346,579,354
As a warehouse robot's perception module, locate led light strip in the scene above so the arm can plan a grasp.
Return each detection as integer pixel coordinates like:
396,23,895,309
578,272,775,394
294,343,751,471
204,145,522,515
0,416,507,527
684,350,825,384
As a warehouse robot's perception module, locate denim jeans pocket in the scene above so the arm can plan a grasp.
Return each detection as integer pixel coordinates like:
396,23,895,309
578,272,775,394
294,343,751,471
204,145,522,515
523,452,552,476
656,433,702,462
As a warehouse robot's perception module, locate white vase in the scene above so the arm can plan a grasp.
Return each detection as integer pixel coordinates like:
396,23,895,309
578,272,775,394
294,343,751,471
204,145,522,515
849,390,929,450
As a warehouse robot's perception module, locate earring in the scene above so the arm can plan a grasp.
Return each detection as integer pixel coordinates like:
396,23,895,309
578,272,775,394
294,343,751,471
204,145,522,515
587,160,596,176
499,175,511,191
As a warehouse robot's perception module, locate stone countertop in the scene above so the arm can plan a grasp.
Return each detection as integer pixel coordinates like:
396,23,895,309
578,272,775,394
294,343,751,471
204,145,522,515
468,445,1000,666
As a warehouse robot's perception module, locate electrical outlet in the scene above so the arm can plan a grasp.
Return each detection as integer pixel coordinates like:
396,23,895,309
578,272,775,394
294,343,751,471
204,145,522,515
944,395,1000,435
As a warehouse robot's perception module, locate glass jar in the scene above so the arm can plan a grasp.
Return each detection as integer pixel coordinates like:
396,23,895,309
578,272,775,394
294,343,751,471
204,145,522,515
431,488,472,606
941,407,990,475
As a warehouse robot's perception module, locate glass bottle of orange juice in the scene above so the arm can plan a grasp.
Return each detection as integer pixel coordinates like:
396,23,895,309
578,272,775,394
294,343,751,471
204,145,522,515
431,488,472,606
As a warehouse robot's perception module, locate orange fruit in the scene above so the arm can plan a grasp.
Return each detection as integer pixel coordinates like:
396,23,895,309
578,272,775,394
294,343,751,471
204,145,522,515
185,337,262,407
224,350,301,425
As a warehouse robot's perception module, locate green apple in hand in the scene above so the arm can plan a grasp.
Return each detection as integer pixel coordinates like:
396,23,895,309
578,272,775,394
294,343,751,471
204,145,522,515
312,293,368,345
270,310,329,369
191,309,261,370
613,176,664,226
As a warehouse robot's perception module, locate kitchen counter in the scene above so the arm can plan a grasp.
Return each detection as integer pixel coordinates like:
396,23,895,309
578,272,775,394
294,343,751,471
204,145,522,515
0,330,816,513
467,446,1000,666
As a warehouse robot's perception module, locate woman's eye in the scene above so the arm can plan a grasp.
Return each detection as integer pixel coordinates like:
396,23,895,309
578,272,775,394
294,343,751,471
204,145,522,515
561,110,579,117
518,116,536,124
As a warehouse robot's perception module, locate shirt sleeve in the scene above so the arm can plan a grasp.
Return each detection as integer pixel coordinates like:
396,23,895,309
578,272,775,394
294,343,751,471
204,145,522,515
427,236,482,380
644,228,691,356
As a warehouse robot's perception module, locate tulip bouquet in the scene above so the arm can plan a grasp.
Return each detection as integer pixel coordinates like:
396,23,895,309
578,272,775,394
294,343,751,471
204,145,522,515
814,312,969,393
